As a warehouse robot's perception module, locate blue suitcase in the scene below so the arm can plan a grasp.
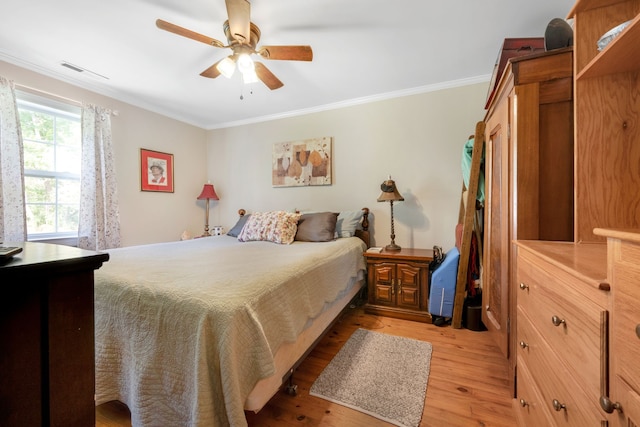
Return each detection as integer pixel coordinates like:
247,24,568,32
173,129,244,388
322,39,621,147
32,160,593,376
428,246,460,318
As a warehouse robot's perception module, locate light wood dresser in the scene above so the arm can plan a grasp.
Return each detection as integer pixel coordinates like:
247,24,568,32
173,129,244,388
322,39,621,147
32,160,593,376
514,231,640,426
514,240,609,426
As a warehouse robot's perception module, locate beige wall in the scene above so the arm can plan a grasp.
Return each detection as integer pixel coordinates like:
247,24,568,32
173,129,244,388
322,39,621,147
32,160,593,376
207,83,488,251
1,59,487,250
0,61,208,246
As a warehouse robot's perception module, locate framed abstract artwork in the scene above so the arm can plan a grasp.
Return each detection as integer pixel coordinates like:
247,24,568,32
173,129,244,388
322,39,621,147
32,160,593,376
140,148,174,192
272,137,332,187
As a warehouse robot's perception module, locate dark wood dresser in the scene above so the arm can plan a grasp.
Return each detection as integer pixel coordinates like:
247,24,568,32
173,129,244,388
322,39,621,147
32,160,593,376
0,242,109,427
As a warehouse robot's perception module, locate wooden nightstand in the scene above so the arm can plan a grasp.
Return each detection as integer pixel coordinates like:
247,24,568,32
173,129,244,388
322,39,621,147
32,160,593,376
364,248,434,323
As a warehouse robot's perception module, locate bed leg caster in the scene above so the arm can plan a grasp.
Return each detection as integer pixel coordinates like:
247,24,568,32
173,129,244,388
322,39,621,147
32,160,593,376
285,383,298,396
285,372,298,396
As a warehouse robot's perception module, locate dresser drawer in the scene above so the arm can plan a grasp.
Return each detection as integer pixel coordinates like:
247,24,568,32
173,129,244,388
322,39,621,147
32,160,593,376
514,355,555,427
517,308,606,426
517,251,606,403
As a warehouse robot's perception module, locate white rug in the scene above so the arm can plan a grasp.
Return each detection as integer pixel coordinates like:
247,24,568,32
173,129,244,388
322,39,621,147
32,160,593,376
309,328,432,427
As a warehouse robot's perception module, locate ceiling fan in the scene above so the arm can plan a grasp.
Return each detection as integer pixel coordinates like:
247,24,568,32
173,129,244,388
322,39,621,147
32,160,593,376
156,0,313,90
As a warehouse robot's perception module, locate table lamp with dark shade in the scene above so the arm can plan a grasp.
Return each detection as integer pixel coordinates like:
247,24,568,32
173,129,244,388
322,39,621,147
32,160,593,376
197,183,219,237
377,177,404,251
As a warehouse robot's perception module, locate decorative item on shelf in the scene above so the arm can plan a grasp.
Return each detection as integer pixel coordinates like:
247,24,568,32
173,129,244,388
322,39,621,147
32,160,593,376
377,176,404,251
597,20,632,51
544,18,574,51
197,183,220,237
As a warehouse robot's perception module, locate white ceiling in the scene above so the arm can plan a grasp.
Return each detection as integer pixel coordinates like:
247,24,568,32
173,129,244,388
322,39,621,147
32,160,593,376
0,0,575,129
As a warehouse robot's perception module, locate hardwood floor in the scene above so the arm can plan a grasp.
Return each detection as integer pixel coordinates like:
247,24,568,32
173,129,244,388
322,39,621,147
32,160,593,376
96,306,516,426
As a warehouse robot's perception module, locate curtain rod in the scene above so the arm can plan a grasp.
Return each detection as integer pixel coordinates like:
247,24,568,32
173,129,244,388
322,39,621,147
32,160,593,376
15,83,119,116
16,83,82,106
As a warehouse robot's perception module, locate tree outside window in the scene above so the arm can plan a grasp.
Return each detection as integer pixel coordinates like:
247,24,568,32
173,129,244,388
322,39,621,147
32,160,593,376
19,98,81,238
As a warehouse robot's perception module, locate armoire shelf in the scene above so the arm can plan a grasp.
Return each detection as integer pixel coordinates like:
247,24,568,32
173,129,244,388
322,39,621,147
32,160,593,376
577,13,640,79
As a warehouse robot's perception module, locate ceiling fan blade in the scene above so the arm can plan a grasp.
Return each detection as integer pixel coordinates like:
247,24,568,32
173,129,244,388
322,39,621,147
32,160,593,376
200,60,223,78
225,0,251,43
156,19,225,48
258,45,313,61
254,62,283,90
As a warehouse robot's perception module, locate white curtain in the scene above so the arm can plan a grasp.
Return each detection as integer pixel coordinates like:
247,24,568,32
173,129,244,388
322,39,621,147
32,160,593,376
0,76,27,242
78,104,121,250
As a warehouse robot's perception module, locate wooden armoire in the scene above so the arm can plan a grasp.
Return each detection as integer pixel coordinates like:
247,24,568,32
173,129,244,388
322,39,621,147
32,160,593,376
482,46,575,390
513,0,640,424
484,0,640,424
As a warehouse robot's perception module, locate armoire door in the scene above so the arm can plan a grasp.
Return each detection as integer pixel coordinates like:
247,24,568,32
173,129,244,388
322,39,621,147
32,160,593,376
483,105,510,360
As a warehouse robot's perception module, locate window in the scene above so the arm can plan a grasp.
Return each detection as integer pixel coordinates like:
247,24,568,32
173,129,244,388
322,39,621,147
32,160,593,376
17,92,82,240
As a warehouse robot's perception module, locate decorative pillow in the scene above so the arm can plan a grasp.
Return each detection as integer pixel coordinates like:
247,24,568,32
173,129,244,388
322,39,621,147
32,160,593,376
237,211,302,244
227,214,251,237
335,210,364,238
295,212,339,242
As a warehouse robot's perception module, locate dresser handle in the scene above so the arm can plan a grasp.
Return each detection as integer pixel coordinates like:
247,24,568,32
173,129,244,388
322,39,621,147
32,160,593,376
519,399,529,407
636,324,640,339
519,283,529,291
552,399,566,411
551,316,565,327
519,341,528,349
600,311,611,415
600,395,622,413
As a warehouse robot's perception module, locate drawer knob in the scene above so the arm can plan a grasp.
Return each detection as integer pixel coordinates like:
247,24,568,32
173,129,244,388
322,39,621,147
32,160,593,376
519,399,529,407
600,395,622,413
552,399,566,412
519,341,528,349
551,315,566,327
519,283,529,291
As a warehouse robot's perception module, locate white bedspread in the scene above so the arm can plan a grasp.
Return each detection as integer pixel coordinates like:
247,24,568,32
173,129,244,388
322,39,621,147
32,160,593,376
94,235,366,427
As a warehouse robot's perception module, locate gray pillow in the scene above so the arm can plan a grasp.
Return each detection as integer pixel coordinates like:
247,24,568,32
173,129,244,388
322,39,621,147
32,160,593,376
227,214,251,237
335,210,364,238
295,212,339,242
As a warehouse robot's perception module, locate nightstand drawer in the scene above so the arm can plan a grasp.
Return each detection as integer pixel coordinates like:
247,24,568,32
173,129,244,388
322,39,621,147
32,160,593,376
517,252,605,402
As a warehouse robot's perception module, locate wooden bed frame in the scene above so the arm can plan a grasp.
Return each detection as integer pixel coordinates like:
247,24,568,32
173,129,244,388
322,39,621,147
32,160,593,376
243,207,370,413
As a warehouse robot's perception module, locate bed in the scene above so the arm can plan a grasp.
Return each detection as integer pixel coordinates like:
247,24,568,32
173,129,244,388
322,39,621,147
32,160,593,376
94,208,370,427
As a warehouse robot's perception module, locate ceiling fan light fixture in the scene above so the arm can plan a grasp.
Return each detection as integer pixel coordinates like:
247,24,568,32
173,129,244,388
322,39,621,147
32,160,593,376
216,56,236,78
242,68,259,84
237,53,254,74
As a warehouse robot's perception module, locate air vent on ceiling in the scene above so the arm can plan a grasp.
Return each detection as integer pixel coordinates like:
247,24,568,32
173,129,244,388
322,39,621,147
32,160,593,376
60,61,109,80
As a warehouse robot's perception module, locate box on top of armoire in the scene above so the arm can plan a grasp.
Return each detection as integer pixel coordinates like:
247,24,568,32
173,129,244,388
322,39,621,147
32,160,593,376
485,38,545,109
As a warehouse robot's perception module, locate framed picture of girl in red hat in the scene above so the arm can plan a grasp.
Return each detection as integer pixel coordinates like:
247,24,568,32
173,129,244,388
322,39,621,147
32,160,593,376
140,148,174,192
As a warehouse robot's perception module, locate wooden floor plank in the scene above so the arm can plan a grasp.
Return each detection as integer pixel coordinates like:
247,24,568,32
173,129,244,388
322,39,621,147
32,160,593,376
96,306,516,426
